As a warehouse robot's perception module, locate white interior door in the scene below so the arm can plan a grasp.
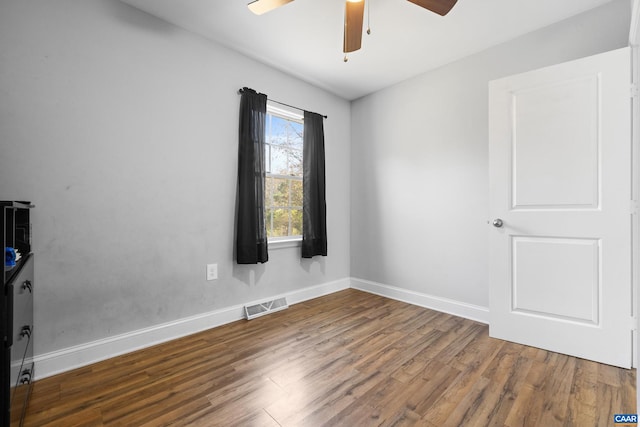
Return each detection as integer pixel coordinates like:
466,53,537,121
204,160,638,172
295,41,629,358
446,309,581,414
489,47,632,368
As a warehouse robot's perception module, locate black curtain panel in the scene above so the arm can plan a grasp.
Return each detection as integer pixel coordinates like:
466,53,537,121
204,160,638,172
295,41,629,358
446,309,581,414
236,88,269,264
302,111,328,258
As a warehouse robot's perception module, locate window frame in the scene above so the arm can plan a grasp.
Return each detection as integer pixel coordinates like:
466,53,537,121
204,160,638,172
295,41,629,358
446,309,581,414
264,102,304,247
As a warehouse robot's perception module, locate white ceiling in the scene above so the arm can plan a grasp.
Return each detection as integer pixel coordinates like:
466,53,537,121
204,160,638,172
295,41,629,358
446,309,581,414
120,0,616,100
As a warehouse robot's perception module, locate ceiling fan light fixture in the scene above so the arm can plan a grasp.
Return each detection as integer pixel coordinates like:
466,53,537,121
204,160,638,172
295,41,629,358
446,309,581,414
248,0,294,15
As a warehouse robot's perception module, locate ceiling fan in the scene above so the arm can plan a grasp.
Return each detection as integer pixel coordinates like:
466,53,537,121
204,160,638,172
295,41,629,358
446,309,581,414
247,0,458,60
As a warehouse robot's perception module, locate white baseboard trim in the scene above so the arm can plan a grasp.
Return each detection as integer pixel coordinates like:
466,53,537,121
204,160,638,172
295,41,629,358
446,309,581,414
34,278,351,380
350,277,489,324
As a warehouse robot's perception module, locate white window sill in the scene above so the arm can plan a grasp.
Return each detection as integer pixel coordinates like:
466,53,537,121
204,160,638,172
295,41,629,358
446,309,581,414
269,238,302,250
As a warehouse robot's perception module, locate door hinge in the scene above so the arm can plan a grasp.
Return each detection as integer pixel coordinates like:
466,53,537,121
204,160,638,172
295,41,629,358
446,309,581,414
631,316,637,331
631,200,639,215
632,84,639,98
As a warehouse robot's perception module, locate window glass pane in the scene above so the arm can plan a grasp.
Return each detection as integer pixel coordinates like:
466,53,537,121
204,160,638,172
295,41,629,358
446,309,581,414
265,177,274,207
268,116,289,146
266,208,273,238
272,178,289,207
291,180,303,207
291,209,302,236
268,143,302,176
290,121,303,137
288,148,303,176
269,116,302,144
271,208,289,237
267,115,303,176
270,145,289,175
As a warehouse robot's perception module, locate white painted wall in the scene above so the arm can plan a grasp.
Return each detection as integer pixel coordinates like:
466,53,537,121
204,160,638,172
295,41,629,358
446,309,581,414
0,0,351,356
350,0,631,309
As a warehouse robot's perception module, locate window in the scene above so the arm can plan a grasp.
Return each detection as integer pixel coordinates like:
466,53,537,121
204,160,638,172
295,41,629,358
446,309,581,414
264,103,304,241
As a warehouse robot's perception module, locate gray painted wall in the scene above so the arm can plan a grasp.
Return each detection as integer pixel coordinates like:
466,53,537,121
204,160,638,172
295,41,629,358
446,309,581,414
350,0,631,308
0,0,351,355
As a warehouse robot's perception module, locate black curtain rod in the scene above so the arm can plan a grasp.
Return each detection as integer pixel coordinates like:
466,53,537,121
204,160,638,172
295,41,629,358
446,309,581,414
238,87,328,119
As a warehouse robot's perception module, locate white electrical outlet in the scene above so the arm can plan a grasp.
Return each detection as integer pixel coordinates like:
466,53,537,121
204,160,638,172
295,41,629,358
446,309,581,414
206,263,218,281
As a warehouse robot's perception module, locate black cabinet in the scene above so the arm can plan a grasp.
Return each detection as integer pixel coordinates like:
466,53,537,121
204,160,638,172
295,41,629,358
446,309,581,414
2,202,34,427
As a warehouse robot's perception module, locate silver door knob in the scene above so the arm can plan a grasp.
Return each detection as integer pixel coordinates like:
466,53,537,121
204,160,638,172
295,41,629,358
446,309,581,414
492,219,504,228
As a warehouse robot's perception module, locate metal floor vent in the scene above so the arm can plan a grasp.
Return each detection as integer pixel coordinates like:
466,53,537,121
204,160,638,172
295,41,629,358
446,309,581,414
244,297,288,320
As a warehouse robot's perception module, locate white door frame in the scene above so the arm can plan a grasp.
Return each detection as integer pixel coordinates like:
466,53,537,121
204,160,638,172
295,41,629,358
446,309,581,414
630,0,640,412
633,25,640,366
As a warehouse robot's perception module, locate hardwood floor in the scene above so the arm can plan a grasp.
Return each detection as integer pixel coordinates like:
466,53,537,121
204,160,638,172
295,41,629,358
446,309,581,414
25,289,636,426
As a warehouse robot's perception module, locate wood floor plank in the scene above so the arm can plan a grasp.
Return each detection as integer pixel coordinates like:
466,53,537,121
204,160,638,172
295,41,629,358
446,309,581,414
390,329,445,384
420,340,506,425
564,358,598,426
481,354,533,426
436,374,493,427
24,289,636,426
503,358,550,427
